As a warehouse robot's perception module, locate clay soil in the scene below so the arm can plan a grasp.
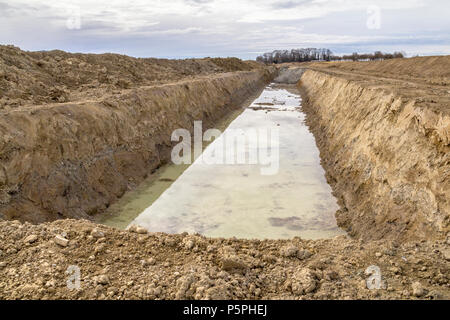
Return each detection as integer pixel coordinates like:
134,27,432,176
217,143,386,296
296,57,449,243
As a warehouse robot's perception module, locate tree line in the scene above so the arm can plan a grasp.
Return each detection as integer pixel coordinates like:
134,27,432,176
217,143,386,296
256,48,404,64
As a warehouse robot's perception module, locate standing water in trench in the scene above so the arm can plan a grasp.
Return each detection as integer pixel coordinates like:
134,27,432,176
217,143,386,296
100,84,344,239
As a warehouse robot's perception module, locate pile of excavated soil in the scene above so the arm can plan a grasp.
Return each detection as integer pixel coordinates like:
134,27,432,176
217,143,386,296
0,46,274,223
0,219,448,300
300,56,450,115
308,55,450,86
0,45,262,110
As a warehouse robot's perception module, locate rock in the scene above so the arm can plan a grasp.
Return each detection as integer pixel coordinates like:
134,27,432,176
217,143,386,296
91,228,105,238
442,249,450,261
280,245,298,258
291,268,317,295
128,225,147,234
411,282,424,297
221,255,248,271
184,239,195,250
94,243,106,254
54,235,69,247
96,274,109,285
24,234,38,244
390,266,401,274
141,257,156,266
175,275,195,299
136,226,148,234
297,249,312,260
375,252,382,257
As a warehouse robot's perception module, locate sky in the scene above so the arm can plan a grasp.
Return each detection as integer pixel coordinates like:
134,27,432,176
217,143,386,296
1,0,449,60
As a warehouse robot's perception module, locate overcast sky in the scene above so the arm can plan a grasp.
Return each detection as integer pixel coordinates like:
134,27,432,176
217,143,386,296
1,0,449,59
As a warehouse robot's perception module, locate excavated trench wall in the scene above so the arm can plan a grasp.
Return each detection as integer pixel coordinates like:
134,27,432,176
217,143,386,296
0,69,275,223
299,69,449,241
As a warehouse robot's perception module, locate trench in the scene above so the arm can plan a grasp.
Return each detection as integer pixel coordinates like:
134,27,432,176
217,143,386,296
98,83,344,240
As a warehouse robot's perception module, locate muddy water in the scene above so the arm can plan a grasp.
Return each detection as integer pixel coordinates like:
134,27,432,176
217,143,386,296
101,84,344,239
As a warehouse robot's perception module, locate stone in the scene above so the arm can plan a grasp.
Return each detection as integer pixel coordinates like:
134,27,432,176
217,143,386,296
184,239,195,250
411,282,424,297
442,248,450,261
54,235,69,247
280,245,298,258
136,226,148,234
24,234,38,244
390,266,401,274
175,275,195,299
128,225,147,234
91,228,105,238
291,268,317,295
97,274,109,285
297,249,312,260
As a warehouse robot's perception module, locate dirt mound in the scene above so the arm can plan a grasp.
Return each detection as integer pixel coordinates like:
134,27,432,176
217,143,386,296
207,57,261,72
307,55,450,87
0,45,263,110
0,219,448,300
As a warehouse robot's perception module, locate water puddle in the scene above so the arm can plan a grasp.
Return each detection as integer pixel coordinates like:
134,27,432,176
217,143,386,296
99,84,344,240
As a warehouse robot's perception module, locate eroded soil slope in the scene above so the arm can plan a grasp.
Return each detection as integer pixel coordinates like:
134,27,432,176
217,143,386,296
298,56,449,242
0,46,274,223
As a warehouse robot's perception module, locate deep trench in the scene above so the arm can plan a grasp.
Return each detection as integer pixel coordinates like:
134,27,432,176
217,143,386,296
98,79,344,240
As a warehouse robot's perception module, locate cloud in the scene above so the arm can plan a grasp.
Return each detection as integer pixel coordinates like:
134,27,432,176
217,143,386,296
0,0,448,59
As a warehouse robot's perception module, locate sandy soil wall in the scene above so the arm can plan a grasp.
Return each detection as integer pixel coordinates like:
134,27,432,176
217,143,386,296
0,69,274,223
299,69,449,241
